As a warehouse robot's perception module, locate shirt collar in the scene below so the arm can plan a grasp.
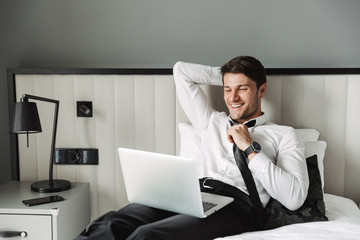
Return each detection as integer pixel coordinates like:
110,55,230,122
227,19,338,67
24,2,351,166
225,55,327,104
228,112,268,128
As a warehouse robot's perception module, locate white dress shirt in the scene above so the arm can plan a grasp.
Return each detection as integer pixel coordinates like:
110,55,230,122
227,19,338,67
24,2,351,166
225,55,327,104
173,61,309,210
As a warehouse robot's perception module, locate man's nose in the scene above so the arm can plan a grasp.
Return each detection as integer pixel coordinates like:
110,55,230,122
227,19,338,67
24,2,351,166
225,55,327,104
230,92,240,102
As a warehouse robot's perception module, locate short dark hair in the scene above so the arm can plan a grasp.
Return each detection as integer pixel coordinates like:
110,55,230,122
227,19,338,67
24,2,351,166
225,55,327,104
221,56,267,89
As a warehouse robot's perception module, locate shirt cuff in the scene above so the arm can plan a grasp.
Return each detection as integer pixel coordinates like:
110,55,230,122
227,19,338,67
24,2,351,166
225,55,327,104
248,151,272,174
211,67,223,86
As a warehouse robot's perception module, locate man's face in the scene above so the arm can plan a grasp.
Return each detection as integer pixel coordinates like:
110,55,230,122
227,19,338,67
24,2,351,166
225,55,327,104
223,73,266,124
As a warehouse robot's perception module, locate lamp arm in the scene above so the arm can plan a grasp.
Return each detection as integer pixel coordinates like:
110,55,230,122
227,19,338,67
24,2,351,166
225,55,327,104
22,94,59,186
21,94,59,104
49,101,59,185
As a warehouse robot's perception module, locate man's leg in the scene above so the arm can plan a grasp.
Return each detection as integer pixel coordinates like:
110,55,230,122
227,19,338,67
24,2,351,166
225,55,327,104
127,200,258,240
76,204,177,240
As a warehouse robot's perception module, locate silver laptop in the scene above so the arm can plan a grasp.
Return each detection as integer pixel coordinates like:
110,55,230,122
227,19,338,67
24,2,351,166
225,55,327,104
118,148,234,218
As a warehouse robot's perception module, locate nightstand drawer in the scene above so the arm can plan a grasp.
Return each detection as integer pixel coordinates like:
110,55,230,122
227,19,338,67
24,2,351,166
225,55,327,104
0,214,52,240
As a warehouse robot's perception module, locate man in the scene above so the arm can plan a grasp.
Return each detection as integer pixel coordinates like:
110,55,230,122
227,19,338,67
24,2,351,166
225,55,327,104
77,56,309,240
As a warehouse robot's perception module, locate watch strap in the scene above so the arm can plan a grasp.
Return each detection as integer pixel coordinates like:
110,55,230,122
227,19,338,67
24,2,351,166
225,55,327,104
244,144,255,157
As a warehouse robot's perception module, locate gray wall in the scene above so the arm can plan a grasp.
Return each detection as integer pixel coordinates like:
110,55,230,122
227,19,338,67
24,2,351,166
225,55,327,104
1,0,360,184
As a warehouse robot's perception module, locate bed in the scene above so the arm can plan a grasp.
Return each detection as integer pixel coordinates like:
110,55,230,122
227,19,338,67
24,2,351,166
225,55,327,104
179,123,360,239
218,195,360,240
7,67,360,239
216,194,360,240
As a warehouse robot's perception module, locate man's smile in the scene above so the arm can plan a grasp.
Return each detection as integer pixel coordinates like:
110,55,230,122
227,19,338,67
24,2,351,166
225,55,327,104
230,103,244,108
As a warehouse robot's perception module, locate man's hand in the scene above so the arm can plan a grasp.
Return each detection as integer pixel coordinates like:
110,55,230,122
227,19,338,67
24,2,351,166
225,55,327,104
227,125,252,151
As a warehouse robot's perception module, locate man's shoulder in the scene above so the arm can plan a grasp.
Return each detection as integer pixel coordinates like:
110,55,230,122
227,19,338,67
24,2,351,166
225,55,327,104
263,121,294,129
260,122,297,137
260,123,303,148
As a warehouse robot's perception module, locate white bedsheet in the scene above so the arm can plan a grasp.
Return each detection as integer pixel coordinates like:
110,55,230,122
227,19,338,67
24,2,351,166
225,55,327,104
216,194,360,240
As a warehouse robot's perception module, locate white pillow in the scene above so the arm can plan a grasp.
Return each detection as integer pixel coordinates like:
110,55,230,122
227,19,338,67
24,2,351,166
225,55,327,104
295,128,326,189
324,193,360,221
304,141,327,189
295,128,320,143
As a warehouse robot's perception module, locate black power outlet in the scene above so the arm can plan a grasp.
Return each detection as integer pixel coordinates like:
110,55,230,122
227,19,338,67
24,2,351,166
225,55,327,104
54,148,98,165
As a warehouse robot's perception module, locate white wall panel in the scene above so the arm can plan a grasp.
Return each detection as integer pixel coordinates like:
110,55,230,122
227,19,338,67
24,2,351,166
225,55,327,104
345,76,360,201
322,75,348,196
55,75,77,184
263,76,282,124
74,75,97,148
134,75,156,151
34,75,55,181
94,75,118,215
73,75,98,219
281,76,305,128
114,75,136,212
115,75,136,150
154,75,176,155
16,73,360,221
301,75,326,132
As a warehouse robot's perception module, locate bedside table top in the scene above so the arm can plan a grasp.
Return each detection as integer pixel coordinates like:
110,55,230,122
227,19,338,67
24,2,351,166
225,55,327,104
0,181,89,215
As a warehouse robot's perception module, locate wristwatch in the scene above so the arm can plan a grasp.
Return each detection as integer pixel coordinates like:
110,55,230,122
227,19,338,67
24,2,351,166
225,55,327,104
244,141,261,157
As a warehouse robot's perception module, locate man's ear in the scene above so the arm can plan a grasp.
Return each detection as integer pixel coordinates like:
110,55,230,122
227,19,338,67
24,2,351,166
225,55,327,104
259,83,266,98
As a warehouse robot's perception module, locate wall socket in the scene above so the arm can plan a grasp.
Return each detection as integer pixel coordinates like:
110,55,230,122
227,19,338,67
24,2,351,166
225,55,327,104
54,148,98,165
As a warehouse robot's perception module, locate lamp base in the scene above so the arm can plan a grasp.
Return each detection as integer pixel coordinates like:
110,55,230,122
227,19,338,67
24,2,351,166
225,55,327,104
31,179,71,193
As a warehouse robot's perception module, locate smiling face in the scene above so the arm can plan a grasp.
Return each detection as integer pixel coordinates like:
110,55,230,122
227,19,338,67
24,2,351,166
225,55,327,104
223,73,266,124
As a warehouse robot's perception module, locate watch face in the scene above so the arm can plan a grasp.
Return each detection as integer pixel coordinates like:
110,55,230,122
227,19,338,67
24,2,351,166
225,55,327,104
252,141,261,151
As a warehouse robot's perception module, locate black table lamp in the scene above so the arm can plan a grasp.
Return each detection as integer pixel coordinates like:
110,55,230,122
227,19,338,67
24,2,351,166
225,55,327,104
10,94,71,193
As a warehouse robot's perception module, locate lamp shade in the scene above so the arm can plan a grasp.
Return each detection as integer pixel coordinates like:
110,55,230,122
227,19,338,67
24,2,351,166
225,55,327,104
10,102,42,134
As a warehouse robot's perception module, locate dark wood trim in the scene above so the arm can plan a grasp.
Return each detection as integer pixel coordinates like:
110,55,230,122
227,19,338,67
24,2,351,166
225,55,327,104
7,69,19,180
265,68,360,75
7,68,174,75
7,67,360,76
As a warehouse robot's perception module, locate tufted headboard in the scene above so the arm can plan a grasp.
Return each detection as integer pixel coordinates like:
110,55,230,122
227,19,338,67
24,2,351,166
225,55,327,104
7,67,360,220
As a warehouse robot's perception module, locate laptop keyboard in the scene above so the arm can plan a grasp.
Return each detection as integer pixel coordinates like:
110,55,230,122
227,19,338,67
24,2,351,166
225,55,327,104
202,201,217,212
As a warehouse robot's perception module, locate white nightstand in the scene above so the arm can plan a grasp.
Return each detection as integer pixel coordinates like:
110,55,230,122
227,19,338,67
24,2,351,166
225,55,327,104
0,181,90,240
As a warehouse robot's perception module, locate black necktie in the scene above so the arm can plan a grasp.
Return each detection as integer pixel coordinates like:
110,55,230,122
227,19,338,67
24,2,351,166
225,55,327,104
230,120,264,223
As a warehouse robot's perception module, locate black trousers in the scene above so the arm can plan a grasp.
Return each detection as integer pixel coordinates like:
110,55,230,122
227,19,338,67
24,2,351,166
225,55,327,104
76,199,258,240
